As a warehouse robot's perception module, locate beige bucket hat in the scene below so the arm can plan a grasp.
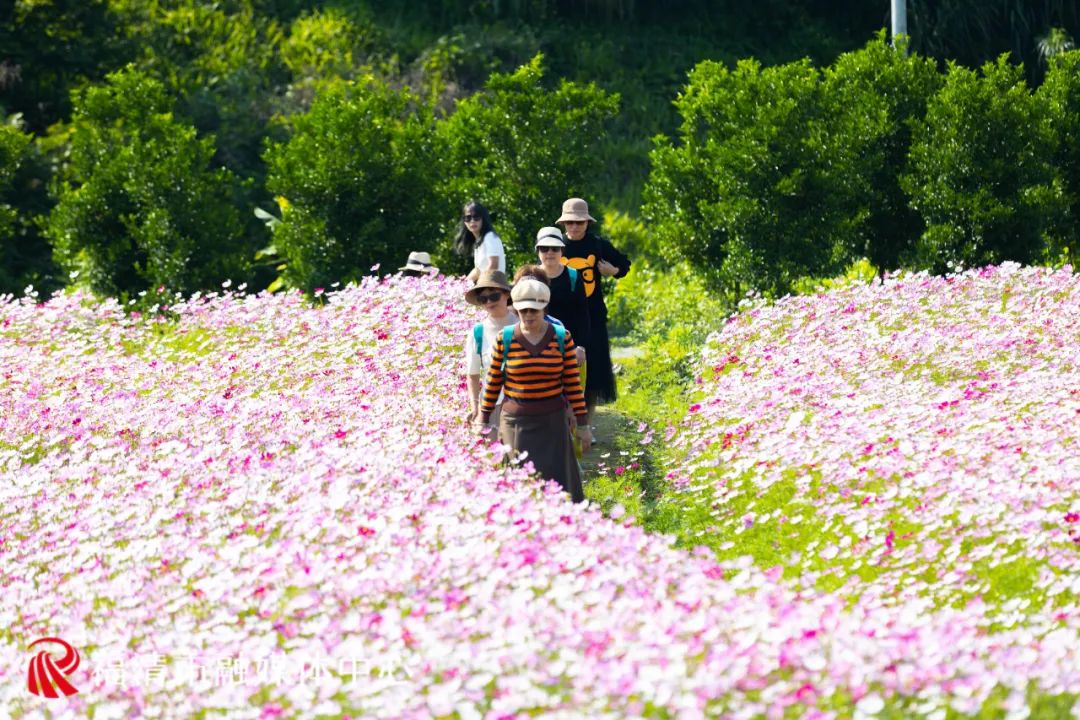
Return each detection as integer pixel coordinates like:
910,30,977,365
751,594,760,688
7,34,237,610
556,197,596,224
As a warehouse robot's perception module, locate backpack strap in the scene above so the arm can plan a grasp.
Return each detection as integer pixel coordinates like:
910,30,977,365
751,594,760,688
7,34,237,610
567,266,578,293
500,325,514,372
554,323,566,358
501,324,566,371
473,323,484,358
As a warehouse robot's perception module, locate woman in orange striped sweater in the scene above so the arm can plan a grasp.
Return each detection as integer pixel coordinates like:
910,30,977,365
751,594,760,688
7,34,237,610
476,279,592,502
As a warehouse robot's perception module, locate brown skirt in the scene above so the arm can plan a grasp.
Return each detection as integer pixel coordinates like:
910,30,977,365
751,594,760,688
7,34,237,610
499,409,584,503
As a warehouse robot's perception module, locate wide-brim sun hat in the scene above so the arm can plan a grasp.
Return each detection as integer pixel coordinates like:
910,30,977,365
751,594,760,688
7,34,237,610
510,278,551,310
535,226,566,248
465,269,512,306
556,197,595,224
399,251,439,273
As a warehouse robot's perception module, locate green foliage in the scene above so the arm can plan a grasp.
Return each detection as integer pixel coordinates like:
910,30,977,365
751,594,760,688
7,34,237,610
0,123,28,248
279,7,379,82
411,25,542,113
605,218,728,434
907,0,1080,84
0,0,131,132
601,208,655,261
821,34,942,274
643,58,849,304
582,409,684,537
435,54,619,269
613,329,704,429
1039,49,1080,266
608,258,727,345
11,2,1080,303
1,117,60,297
263,78,441,292
277,5,391,115
790,257,879,296
603,210,727,428
46,66,248,298
108,0,287,180
903,56,1066,273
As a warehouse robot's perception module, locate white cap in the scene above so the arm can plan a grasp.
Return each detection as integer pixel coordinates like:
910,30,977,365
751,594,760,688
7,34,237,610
535,226,566,248
510,279,551,310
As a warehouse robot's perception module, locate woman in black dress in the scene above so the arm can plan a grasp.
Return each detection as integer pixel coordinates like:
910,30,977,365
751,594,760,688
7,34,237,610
534,226,591,356
555,198,630,424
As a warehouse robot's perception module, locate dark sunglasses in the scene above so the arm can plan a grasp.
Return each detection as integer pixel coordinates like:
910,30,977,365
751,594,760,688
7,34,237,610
463,214,482,222
476,292,504,304
537,246,561,253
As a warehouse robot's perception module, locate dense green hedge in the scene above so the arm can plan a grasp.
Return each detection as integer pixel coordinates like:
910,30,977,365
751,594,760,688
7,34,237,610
3,9,1080,298
46,67,249,299
263,78,440,291
644,36,1078,302
0,124,31,292
903,57,1065,273
435,55,618,272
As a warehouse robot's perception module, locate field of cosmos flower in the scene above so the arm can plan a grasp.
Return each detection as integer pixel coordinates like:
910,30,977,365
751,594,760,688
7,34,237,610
1,262,1078,719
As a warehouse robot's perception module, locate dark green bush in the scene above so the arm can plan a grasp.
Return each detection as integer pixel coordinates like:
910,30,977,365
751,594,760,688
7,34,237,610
435,54,619,270
277,5,392,116
0,123,30,293
903,56,1066,272
0,124,27,243
263,77,441,292
822,34,942,274
1039,49,1080,266
46,67,248,298
0,0,131,133
643,57,847,303
110,0,288,181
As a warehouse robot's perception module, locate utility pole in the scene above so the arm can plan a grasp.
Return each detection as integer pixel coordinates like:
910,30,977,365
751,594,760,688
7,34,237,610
891,0,907,44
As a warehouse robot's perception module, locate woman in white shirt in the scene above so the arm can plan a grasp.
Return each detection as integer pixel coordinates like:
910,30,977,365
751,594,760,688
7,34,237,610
463,270,517,425
453,200,505,282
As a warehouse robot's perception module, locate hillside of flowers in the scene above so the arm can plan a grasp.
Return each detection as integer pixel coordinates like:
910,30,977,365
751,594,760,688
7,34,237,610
1,264,1078,719
665,263,1080,716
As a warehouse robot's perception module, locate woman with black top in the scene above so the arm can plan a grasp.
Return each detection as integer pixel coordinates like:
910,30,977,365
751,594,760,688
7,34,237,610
555,198,630,424
535,226,591,354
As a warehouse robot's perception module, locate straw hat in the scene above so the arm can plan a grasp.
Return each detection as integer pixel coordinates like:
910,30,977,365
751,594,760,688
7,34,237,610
398,251,438,273
556,198,595,224
464,270,512,306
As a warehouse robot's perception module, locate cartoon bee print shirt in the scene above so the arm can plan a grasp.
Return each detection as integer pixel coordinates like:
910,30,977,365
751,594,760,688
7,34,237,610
559,230,631,317
563,254,598,297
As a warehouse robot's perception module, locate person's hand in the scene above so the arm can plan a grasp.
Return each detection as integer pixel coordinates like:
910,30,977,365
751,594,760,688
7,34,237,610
465,408,477,425
474,420,494,437
596,259,618,278
576,425,593,453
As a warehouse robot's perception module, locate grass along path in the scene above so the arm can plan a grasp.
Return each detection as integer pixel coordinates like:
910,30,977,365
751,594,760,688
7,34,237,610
581,402,683,535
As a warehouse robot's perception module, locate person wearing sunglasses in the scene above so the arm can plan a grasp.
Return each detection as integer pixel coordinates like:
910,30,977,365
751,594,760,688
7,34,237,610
453,200,505,282
534,226,591,368
477,278,591,503
464,270,517,426
555,197,630,429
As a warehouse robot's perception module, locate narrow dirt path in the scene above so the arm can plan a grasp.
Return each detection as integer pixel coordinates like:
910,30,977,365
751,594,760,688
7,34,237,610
579,406,633,476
